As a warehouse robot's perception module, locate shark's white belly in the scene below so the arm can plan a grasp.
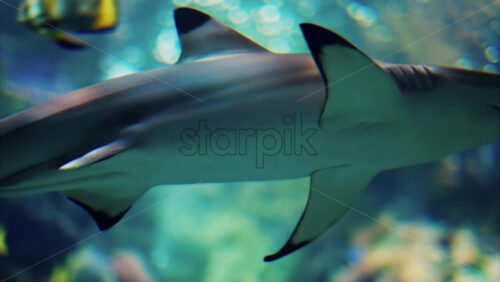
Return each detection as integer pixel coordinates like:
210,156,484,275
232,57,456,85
120,85,335,185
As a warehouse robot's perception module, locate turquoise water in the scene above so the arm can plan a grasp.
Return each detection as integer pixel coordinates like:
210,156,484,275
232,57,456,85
0,0,499,281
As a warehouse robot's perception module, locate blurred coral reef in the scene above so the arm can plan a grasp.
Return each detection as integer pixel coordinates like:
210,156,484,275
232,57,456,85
333,216,499,281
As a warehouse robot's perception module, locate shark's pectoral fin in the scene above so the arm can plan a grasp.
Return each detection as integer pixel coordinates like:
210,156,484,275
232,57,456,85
264,166,376,262
59,141,129,170
174,7,268,63
63,184,146,230
300,24,402,130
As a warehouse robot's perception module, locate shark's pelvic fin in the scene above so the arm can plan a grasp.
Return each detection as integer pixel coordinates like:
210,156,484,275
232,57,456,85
299,23,402,130
59,141,129,170
63,185,144,230
66,195,130,230
174,7,268,63
264,166,376,261
59,138,145,230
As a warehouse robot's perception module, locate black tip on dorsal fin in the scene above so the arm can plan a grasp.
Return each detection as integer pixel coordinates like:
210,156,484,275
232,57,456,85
300,23,356,60
174,7,211,34
68,197,130,230
173,7,268,63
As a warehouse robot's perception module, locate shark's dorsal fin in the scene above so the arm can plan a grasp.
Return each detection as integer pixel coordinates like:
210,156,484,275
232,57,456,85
265,166,377,261
300,24,402,131
174,7,268,63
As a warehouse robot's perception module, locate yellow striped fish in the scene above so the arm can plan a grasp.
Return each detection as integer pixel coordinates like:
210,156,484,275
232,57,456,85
18,0,118,49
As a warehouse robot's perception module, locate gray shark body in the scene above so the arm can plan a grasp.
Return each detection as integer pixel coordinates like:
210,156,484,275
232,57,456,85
1,8,499,261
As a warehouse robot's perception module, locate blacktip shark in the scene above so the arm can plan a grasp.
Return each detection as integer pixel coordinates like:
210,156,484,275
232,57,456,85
1,7,499,261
